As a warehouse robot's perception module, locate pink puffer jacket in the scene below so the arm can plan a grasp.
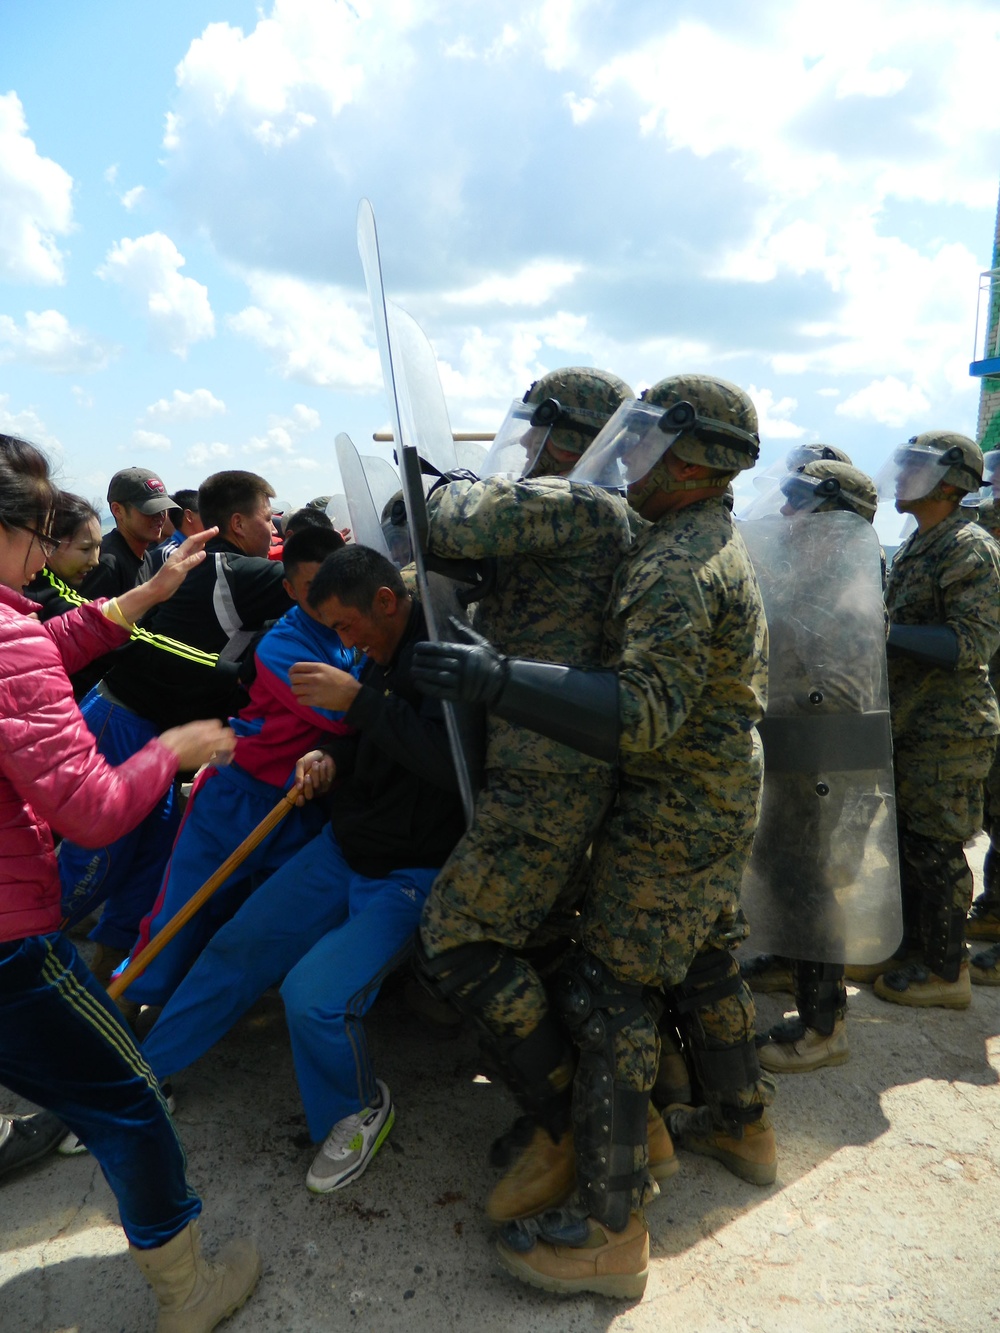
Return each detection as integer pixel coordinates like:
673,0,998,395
0,584,179,942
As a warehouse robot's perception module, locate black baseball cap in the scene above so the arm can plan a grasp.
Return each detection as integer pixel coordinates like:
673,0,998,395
108,467,176,514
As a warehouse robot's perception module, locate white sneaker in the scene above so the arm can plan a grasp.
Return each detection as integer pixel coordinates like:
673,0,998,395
306,1080,394,1194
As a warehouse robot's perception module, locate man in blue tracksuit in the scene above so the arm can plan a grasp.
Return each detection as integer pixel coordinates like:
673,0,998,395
140,544,465,1194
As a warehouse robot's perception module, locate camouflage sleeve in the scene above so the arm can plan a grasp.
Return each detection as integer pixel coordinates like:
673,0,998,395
614,563,711,753
426,477,623,560
940,538,1000,669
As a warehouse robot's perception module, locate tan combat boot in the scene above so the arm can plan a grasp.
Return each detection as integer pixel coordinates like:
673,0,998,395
497,1210,649,1299
874,961,971,1009
129,1220,260,1333
487,1125,576,1222
666,1104,777,1186
970,942,1000,985
758,1019,849,1074
646,1105,679,1183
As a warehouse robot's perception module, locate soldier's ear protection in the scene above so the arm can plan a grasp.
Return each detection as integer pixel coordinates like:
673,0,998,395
653,399,760,461
528,396,605,441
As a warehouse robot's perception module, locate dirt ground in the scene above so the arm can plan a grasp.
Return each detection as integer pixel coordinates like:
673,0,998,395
2,835,999,1333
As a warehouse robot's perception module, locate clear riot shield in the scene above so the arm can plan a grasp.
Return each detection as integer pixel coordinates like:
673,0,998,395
357,198,481,822
335,434,392,557
739,510,902,963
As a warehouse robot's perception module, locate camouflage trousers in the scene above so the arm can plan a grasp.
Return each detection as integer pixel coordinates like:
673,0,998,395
579,775,769,1145
419,768,615,1042
894,734,996,975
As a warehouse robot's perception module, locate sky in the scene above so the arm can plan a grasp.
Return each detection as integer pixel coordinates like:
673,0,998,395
2,0,999,545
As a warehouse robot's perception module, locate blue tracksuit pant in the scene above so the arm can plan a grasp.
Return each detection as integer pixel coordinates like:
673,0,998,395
58,687,180,951
123,763,327,1007
141,824,437,1141
0,932,200,1248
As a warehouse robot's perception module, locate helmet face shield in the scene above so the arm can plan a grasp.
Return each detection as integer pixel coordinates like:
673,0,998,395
876,443,946,504
567,399,688,489
479,400,551,480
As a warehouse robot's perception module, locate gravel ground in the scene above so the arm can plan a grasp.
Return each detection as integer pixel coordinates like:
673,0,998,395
2,834,998,1333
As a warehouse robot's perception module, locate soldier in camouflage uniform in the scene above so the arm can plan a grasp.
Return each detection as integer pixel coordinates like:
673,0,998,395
414,374,771,1299
872,432,1000,1008
414,368,652,1226
966,452,1000,956
746,461,885,1071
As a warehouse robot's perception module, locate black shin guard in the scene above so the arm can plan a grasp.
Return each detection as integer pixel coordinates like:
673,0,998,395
792,961,846,1035
669,948,768,1138
901,835,970,982
553,950,656,1231
414,937,573,1137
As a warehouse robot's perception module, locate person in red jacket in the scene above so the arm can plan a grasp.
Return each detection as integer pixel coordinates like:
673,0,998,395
0,434,260,1331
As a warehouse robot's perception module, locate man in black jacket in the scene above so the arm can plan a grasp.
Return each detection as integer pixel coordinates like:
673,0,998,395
140,545,464,1194
58,471,292,973
80,467,176,600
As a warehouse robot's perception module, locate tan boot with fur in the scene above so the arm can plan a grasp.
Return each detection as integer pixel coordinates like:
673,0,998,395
129,1220,260,1332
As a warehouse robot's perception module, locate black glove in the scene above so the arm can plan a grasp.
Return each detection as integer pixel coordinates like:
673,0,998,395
426,468,481,496
411,638,508,705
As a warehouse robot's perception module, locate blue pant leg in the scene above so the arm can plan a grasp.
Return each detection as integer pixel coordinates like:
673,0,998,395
0,934,200,1248
280,865,438,1141
58,692,160,930
127,770,291,1006
141,824,353,1083
91,783,180,952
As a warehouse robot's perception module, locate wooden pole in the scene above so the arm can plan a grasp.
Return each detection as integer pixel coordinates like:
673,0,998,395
107,793,297,1001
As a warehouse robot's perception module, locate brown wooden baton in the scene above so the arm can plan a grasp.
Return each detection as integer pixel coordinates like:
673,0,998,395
107,791,297,1001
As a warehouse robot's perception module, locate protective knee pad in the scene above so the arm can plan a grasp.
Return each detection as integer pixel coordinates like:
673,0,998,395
552,950,657,1231
669,948,770,1137
901,835,970,981
792,961,846,1035
414,936,573,1134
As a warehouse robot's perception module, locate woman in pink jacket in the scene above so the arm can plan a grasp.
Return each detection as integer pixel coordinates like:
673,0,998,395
0,435,259,1332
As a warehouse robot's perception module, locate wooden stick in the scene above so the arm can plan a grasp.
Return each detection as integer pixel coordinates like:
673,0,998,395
107,793,297,1001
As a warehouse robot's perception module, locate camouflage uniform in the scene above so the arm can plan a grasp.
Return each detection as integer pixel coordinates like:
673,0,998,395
885,509,1000,975
976,499,1000,829
418,475,630,1111
571,495,770,1213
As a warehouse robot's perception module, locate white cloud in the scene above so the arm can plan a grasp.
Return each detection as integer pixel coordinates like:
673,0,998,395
249,404,321,458
443,260,582,308
0,395,63,461
0,309,115,373
186,441,233,467
132,428,172,452
144,388,227,422
749,385,808,440
0,92,74,284
228,270,378,387
121,186,146,211
563,92,597,124
835,375,931,428
97,232,215,356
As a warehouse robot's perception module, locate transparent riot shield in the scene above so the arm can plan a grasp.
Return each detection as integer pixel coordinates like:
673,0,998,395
335,434,392,557
739,510,902,963
357,198,481,822
361,455,403,519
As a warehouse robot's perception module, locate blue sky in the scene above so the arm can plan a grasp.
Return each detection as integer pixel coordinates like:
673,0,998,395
2,0,999,544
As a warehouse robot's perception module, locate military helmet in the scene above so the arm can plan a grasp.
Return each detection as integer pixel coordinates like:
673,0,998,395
523,367,634,458
640,374,760,474
785,442,853,470
898,430,983,497
781,460,877,522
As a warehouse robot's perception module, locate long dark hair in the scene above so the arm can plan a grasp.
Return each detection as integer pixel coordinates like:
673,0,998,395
0,435,57,536
51,490,101,543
